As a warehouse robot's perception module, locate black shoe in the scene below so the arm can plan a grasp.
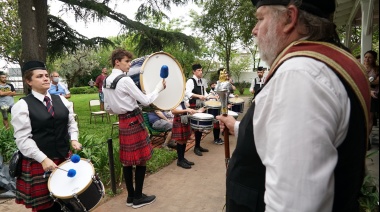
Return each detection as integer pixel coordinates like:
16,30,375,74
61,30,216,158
126,196,133,207
132,194,156,209
194,148,203,156
198,146,209,152
214,138,224,145
177,160,191,169
183,158,194,165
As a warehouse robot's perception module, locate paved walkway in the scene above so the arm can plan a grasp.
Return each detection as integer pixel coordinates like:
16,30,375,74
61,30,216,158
1,96,378,211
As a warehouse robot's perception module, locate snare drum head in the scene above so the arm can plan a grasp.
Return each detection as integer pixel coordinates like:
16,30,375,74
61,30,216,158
228,110,238,117
48,159,95,199
204,100,221,107
192,113,214,119
140,52,185,110
229,97,244,104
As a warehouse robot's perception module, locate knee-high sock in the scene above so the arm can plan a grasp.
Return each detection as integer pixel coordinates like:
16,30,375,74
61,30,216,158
123,166,134,198
213,128,220,140
195,131,202,148
177,143,185,161
135,166,146,199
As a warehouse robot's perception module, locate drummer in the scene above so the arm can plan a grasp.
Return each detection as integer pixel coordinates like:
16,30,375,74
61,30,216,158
103,48,166,209
171,99,205,169
185,63,224,155
11,61,82,211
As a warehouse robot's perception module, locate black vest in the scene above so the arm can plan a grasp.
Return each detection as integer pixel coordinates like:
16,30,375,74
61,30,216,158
23,94,70,158
189,78,202,107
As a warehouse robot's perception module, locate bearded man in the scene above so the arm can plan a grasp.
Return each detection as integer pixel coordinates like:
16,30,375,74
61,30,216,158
217,0,371,211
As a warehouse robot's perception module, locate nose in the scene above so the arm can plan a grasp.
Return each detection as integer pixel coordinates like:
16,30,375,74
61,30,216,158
252,24,258,37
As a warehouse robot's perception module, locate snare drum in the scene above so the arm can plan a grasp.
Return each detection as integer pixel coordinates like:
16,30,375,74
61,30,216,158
48,158,105,212
228,110,239,120
190,113,214,130
204,100,221,117
229,97,245,113
128,52,186,110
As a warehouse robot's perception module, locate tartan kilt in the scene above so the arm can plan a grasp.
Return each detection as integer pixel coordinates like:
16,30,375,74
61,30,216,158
16,157,66,211
119,112,152,166
172,116,191,141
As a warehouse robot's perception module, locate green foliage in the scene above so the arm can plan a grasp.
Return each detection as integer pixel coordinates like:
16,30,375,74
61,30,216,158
70,86,98,94
235,82,250,95
0,127,17,162
147,148,177,173
359,150,379,212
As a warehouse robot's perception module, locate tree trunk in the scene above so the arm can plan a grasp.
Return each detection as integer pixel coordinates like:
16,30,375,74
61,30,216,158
18,0,48,94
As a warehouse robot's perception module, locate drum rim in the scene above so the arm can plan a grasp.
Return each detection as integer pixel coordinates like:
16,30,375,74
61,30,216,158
228,97,244,103
48,158,95,199
139,51,186,110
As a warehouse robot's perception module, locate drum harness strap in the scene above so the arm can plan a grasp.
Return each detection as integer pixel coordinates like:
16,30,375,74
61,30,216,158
103,74,127,89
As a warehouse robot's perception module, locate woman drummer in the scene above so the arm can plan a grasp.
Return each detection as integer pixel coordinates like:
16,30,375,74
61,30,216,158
11,61,81,211
171,98,205,169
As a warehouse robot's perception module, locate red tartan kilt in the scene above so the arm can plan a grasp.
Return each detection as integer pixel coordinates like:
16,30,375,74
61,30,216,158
172,116,191,141
119,112,152,166
16,157,66,211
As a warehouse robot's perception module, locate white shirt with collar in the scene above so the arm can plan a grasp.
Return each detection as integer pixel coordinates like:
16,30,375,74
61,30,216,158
185,75,209,99
234,57,350,211
103,69,159,114
11,90,78,163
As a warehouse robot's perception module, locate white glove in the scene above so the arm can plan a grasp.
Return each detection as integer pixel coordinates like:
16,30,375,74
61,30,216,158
154,80,165,93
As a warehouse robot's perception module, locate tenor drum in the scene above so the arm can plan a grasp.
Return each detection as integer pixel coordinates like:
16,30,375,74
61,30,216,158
190,113,214,130
128,52,186,110
48,158,105,212
204,100,221,117
229,97,245,113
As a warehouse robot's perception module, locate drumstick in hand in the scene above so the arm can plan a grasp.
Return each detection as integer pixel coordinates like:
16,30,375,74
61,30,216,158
160,65,169,82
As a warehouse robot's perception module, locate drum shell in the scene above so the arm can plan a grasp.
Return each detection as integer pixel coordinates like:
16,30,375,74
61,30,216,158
206,106,221,117
190,113,214,130
57,180,105,211
231,103,244,113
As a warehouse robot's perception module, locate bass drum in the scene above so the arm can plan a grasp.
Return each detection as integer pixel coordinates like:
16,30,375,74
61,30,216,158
129,52,185,111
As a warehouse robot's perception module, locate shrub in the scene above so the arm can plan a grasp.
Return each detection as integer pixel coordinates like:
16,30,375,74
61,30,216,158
0,128,17,162
70,86,98,94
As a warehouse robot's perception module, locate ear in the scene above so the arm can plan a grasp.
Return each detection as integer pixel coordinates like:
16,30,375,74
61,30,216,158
283,5,298,33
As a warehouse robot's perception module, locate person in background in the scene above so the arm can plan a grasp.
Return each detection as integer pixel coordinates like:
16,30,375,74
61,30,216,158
0,71,16,129
48,71,71,99
363,50,379,148
147,110,176,149
95,67,108,111
249,66,266,95
88,78,95,88
186,64,223,154
217,0,370,211
12,61,81,211
171,99,205,169
103,48,166,209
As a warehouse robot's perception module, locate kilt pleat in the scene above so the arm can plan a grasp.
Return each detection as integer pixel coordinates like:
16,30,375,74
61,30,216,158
16,157,65,211
172,116,191,141
119,112,152,166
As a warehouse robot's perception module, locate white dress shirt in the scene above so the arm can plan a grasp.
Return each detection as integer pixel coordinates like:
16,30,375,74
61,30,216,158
185,75,209,99
11,90,78,163
103,69,159,114
234,57,350,211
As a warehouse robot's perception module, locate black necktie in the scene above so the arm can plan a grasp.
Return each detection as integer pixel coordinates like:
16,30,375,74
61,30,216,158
44,96,54,117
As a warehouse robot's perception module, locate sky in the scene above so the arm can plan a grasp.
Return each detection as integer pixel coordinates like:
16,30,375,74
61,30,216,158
48,0,202,38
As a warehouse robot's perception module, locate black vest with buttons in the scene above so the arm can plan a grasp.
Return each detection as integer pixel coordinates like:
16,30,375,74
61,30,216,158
23,94,70,158
189,78,202,107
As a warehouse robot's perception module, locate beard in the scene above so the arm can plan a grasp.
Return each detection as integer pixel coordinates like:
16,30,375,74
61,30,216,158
254,20,285,66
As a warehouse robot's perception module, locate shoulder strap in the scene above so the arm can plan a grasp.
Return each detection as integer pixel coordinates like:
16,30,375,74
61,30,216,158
103,74,127,89
190,78,197,86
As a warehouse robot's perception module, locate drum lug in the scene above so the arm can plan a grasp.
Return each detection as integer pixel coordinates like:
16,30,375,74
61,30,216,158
73,193,88,211
50,192,71,212
92,174,105,197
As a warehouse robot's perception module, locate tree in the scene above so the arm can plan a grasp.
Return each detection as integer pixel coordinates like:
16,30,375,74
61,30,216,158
56,48,100,88
193,0,255,73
